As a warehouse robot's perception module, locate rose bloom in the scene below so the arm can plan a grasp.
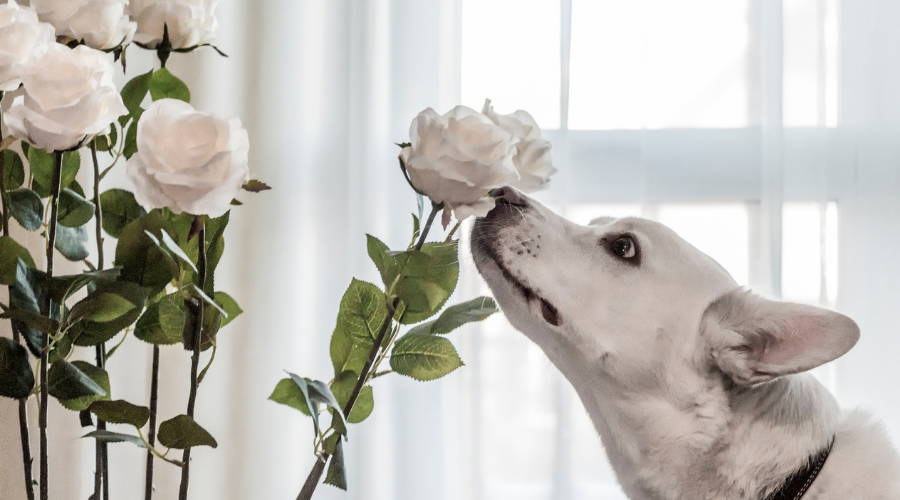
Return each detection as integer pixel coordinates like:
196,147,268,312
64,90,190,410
130,0,218,49
126,99,249,217
31,0,136,50
0,1,55,91
482,99,556,192
400,105,519,220
4,44,127,151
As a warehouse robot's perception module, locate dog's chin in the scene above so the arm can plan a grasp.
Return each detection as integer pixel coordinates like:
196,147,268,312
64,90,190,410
471,212,561,327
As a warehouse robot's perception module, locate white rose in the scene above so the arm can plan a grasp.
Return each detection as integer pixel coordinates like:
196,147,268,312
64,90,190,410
130,0,218,49
31,0,136,50
482,99,556,192
126,99,249,217
4,44,127,151
0,1,55,91
400,105,519,220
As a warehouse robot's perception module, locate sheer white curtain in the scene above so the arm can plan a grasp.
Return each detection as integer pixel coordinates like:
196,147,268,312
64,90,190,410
3,1,900,499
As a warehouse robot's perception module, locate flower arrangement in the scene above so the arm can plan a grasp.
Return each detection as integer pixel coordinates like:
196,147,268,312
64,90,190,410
0,1,556,498
0,1,265,500
280,100,555,499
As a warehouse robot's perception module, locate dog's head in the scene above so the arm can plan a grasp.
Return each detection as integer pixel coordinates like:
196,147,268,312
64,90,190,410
471,188,860,395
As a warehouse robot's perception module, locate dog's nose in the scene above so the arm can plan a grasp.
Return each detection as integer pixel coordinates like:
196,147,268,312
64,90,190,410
489,187,528,207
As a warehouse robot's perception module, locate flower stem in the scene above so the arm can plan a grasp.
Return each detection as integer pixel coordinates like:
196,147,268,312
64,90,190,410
296,203,443,500
144,345,160,500
89,141,110,500
0,92,35,500
296,313,393,500
40,151,64,500
414,202,443,251
0,91,9,236
178,218,206,500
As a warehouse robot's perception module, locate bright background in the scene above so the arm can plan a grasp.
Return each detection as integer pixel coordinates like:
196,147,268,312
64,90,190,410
2,1,900,499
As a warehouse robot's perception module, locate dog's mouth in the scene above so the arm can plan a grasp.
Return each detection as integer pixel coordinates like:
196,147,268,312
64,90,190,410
474,236,561,327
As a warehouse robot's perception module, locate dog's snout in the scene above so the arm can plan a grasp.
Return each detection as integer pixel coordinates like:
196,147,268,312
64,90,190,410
489,186,528,207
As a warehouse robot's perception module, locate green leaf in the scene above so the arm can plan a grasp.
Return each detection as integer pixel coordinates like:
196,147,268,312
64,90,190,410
48,360,107,401
57,188,95,227
26,147,53,197
93,126,117,153
2,149,25,189
149,68,190,102
73,280,149,346
241,179,271,193
286,374,320,435
54,224,90,261
89,400,150,427
59,362,110,411
114,212,175,293
394,278,447,324
268,378,311,416
68,292,137,324
330,371,374,424
157,229,197,273
9,260,47,356
82,430,145,447
337,279,387,343
214,292,242,327
45,268,121,304
409,214,421,248
324,440,347,490
0,337,34,399
0,238,34,285
392,241,460,324
99,189,146,238
389,335,464,381
29,149,79,197
366,234,397,287
201,212,229,292
120,70,152,115
134,293,185,345
47,330,73,364
0,308,59,334
329,279,387,376
322,433,340,455
157,415,217,449
305,379,345,424
406,296,498,336
8,188,43,231
123,115,139,159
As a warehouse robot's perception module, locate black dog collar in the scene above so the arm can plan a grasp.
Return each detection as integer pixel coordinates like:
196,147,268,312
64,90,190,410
765,436,835,500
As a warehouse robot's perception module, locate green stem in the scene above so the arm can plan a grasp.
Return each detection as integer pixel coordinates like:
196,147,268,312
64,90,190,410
0,92,35,500
136,427,183,468
144,344,160,500
89,141,110,500
414,202,442,251
0,91,9,236
296,203,443,500
296,312,393,500
40,151,64,500
178,219,206,500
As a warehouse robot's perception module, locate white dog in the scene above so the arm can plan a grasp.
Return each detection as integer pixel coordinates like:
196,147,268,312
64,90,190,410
471,187,900,500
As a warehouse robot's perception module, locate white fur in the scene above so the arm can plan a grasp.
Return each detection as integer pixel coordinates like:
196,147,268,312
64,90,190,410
471,192,900,500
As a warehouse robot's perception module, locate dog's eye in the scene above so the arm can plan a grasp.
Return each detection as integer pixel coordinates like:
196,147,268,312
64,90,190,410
610,236,637,259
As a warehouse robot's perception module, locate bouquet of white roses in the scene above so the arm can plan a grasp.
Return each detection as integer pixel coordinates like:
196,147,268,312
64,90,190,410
0,1,555,498
0,2,265,500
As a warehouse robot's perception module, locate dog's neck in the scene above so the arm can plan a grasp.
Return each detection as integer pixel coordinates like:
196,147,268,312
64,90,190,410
559,354,839,500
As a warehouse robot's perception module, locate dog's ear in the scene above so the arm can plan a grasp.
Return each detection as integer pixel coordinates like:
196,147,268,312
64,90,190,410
702,289,859,385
